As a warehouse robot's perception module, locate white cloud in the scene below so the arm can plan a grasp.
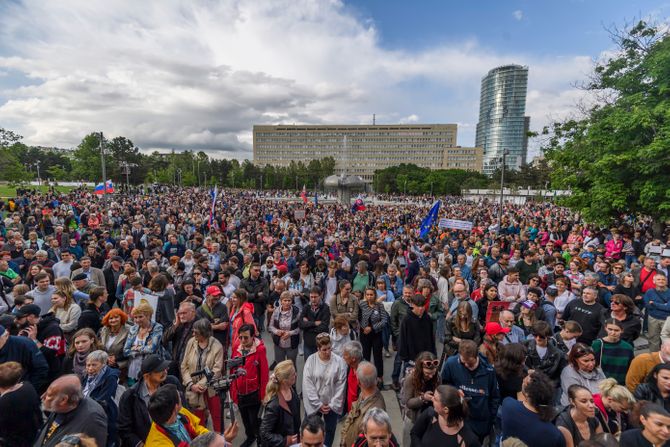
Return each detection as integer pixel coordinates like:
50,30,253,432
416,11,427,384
0,0,593,160
513,10,524,21
399,114,419,124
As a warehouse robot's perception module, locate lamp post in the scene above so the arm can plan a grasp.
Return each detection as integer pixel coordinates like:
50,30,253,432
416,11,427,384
35,161,41,186
497,149,508,234
99,132,107,202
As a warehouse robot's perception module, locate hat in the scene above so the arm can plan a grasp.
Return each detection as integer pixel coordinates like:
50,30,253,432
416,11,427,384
521,300,537,310
15,304,41,318
485,322,511,336
72,273,88,281
111,256,124,263
140,355,171,376
206,285,222,297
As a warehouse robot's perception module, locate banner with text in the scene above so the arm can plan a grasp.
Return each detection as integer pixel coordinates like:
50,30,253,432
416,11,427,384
438,218,473,231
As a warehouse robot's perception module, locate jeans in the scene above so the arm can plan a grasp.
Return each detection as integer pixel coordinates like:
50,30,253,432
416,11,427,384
382,324,391,351
303,344,317,361
648,316,665,352
392,352,403,382
320,409,340,447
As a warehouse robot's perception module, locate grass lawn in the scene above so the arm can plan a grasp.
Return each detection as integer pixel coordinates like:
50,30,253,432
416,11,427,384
0,185,85,198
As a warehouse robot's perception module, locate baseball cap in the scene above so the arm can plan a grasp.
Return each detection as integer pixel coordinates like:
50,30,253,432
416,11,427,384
15,304,41,318
140,354,171,376
206,285,222,297
485,322,511,336
521,300,537,310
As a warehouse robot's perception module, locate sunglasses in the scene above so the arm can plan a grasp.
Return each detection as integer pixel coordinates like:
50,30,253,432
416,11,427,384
422,359,439,369
316,332,330,340
534,334,547,339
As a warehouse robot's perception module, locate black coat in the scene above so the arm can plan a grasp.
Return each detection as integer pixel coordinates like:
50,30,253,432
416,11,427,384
117,375,183,447
299,302,330,349
524,339,566,383
259,392,301,447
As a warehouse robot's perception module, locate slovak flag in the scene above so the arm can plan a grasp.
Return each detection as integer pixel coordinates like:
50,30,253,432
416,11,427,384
209,186,218,228
351,196,366,213
300,185,308,204
94,180,114,195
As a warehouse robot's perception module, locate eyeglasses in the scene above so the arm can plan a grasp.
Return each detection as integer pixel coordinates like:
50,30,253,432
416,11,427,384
422,359,439,369
611,300,621,305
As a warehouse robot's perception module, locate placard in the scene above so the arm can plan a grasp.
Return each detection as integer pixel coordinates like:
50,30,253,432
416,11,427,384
134,291,159,322
485,301,511,324
438,218,473,231
294,209,306,220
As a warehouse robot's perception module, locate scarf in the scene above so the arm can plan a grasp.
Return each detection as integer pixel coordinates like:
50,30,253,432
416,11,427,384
83,366,108,397
73,351,89,377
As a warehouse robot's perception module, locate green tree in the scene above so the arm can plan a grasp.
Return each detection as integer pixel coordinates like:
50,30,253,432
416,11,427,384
544,21,670,224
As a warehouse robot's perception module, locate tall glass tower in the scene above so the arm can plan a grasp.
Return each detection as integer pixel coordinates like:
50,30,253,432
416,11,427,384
475,65,529,175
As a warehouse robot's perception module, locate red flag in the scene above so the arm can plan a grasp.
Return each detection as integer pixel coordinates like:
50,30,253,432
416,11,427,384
300,185,308,204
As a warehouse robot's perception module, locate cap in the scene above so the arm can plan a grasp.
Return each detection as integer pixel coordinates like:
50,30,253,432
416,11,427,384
72,273,88,281
15,304,41,318
206,285,222,297
140,354,171,376
485,322,511,336
111,256,124,263
521,300,537,310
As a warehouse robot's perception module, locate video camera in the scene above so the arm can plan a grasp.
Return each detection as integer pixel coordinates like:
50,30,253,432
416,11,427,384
190,353,248,393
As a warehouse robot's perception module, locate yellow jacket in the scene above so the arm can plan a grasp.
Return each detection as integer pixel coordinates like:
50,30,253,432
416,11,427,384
144,407,208,447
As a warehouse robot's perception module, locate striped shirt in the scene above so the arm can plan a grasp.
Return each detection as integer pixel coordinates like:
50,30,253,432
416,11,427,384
592,338,634,385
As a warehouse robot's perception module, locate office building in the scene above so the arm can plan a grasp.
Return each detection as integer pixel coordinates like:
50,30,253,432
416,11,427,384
475,64,530,175
253,124,482,182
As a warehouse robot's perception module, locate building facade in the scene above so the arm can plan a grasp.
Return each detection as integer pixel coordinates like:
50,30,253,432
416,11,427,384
253,124,482,182
475,64,529,175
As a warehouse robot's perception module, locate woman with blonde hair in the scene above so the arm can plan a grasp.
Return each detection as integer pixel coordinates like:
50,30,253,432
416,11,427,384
123,301,163,384
49,289,81,339
259,360,301,447
54,277,88,306
593,377,635,435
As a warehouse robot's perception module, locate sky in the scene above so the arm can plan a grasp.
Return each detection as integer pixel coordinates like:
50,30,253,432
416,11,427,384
0,0,668,160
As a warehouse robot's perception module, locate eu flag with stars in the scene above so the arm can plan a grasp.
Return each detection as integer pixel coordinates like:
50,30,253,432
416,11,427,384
419,200,441,239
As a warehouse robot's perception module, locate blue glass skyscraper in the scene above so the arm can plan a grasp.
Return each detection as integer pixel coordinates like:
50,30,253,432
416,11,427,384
475,65,529,175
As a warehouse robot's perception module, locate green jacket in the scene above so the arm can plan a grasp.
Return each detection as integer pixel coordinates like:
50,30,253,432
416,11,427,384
390,298,411,340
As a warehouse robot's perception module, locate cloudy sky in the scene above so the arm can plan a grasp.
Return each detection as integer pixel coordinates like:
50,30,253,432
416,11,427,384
0,0,667,160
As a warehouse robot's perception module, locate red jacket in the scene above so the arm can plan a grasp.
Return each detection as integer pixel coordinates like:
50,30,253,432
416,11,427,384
230,302,257,351
230,338,269,404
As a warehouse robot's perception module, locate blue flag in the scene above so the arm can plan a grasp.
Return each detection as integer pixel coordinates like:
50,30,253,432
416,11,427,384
419,200,441,239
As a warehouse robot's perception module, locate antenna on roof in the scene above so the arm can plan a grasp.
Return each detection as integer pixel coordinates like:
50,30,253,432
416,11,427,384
373,114,376,125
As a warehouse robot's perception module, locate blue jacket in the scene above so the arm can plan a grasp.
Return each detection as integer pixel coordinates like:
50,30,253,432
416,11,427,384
644,287,670,320
82,366,120,446
440,353,500,438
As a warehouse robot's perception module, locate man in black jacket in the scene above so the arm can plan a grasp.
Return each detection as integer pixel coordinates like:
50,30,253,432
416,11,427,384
117,355,184,447
239,262,270,331
103,256,124,308
398,294,436,364
299,286,330,360
15,303,65,383
162,301,197,381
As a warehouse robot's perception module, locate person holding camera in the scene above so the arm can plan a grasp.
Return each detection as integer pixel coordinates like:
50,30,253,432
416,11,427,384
181,318,224,433
230,323,269,447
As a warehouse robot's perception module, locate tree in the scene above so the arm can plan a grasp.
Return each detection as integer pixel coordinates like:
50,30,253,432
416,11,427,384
544,21,670,224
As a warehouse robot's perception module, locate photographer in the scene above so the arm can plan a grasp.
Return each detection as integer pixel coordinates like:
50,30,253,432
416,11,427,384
230,324,269,447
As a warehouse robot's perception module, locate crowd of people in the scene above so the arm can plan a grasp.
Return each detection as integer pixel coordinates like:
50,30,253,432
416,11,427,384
0,186,669,447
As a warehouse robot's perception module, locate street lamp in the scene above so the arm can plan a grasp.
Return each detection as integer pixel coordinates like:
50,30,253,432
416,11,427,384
99,132,107,202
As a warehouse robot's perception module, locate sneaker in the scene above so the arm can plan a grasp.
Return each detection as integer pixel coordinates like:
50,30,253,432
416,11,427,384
384,349,391,358
391,381,400,391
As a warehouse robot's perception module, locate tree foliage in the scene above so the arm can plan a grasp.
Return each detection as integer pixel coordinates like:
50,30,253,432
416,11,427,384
544,21,670,224
373,164,490,195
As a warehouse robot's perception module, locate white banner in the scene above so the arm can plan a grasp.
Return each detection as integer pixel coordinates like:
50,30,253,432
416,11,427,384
134,292,159,322
438,218,473,231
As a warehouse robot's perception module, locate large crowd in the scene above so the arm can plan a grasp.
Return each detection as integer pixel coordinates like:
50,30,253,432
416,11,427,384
0,186,669,447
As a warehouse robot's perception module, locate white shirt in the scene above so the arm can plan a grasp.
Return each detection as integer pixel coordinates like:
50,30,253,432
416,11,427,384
302,352,347,415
